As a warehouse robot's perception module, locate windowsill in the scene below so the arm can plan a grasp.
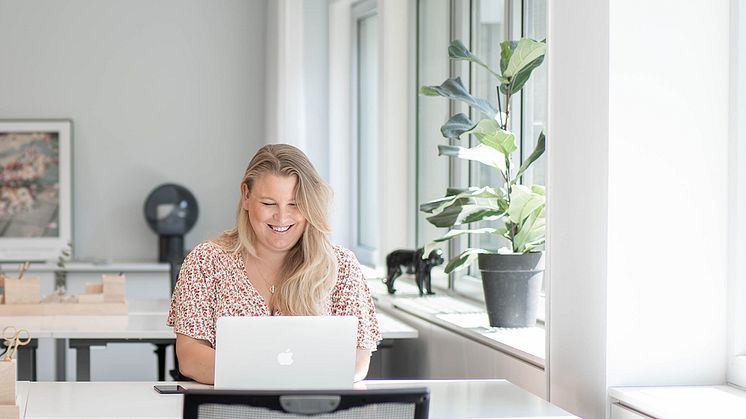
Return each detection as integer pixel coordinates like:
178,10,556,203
609,385,746,418
361,265,545,369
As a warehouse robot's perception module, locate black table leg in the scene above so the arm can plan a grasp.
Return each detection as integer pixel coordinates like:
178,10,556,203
15,339,38,381
153,343,169,381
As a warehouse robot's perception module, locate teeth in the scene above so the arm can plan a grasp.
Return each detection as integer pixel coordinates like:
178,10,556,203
270,225,291,232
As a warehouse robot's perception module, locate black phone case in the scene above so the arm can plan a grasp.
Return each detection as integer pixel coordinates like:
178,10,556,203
153,385,183,394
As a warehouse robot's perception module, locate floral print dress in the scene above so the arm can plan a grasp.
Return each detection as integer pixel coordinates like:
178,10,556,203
167,241,381,350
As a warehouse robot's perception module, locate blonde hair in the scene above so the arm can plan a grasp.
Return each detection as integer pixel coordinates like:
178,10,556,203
214,144,337,315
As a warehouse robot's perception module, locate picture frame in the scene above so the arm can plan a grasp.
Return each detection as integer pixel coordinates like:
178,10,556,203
0,120,72,262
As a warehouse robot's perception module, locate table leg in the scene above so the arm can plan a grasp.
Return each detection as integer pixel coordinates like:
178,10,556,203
76,344,90,381
55,338,66,381
16,339,38,381
153,344,168,381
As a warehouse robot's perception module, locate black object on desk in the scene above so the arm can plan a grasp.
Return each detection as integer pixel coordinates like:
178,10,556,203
154,384,186,394
385,248,444,296
182,387,430,419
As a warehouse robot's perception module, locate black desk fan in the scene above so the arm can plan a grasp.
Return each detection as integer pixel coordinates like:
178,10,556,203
143,183,198,288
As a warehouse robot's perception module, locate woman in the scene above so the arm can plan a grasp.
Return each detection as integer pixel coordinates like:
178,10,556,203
167,144,381,384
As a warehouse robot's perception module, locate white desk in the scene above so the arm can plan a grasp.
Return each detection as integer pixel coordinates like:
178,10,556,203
15,379,576,418
1,299,418,381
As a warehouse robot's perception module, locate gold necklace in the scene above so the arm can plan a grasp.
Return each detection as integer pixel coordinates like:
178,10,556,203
251,257,275,294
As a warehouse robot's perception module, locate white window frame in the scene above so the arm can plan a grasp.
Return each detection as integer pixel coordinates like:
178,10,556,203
728,0,746,389
350,0,379,266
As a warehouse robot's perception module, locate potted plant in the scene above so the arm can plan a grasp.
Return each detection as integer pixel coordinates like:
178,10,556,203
419,38,547,328
54,241,72,295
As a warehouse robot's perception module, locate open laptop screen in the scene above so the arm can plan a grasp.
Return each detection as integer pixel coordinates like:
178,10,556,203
214,316,357,390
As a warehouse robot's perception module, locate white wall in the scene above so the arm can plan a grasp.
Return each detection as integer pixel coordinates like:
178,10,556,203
303,0,330,181
606,0,729,387
328,0,353,247
0,0,268,260
546,0,610,415
548,0,730,417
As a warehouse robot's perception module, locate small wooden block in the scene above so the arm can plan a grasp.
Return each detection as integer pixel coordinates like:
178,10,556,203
102,275,126,303
3,277,40,304
77,293,105,304
0,403,18,419
0,360,17,405
85,282,103,294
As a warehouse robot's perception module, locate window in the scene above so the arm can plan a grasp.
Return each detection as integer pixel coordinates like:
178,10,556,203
416,0,548,295
351,0,379,266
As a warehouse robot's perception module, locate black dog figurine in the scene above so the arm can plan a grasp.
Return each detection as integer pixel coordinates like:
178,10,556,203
384,248,444,296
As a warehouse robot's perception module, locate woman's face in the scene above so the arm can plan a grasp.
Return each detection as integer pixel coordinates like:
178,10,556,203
243,174,307,257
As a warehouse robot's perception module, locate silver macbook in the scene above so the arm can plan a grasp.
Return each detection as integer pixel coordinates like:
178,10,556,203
214,316,358,390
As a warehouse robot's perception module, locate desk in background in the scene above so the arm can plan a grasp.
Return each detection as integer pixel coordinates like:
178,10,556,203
15,379,576,418
2,299,418,381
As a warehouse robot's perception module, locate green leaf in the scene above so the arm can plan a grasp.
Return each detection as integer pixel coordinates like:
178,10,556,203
444,248,491,273
420,195,457,214
426,205,503,228
531,185,545,195
419,186,500,214
435,227,498,242
512,206,545,253
497,197,510,213
504,38,546,78
460,207,503,224
419,77,497,118
507,185,545,225
466,119,517,155
449,40,506,82
509,54,545,93
499,41,516,75
514,131,546,181
440,113,475,139
438,144,507,173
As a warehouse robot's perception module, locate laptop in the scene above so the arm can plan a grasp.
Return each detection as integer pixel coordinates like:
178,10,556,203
213,316,358,390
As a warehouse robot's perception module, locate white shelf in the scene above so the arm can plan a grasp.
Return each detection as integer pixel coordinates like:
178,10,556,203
1,260,170,273
610,385,746,419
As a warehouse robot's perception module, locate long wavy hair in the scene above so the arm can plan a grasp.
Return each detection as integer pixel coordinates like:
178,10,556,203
214,144,337,315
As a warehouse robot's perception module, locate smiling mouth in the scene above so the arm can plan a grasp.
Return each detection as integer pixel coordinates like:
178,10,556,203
269,224,293,233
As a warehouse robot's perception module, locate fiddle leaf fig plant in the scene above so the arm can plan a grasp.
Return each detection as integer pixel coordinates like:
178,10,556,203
420,38,547,273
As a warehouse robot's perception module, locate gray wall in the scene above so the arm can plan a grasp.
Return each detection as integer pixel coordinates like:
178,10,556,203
0,0,267,260
303,0,329,181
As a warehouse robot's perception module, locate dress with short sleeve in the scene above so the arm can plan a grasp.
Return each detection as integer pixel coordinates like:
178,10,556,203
166,241,381,351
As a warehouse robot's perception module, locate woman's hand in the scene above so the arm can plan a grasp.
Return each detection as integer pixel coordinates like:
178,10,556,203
354,349,372,382
175,333,215,384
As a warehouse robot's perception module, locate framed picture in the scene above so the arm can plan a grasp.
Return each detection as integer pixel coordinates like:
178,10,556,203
0,120,72,262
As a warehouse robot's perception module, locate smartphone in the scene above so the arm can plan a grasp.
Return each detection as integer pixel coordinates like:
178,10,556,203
153,385,185,394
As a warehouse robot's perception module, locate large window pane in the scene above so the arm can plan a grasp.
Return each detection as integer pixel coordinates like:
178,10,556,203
416,0,451,251
472,0,509,254
522,0,547,187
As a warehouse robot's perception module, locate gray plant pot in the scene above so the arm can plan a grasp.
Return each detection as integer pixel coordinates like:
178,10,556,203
478,252,545,328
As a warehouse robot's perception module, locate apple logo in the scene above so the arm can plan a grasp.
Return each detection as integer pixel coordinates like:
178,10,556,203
277,349,294,366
